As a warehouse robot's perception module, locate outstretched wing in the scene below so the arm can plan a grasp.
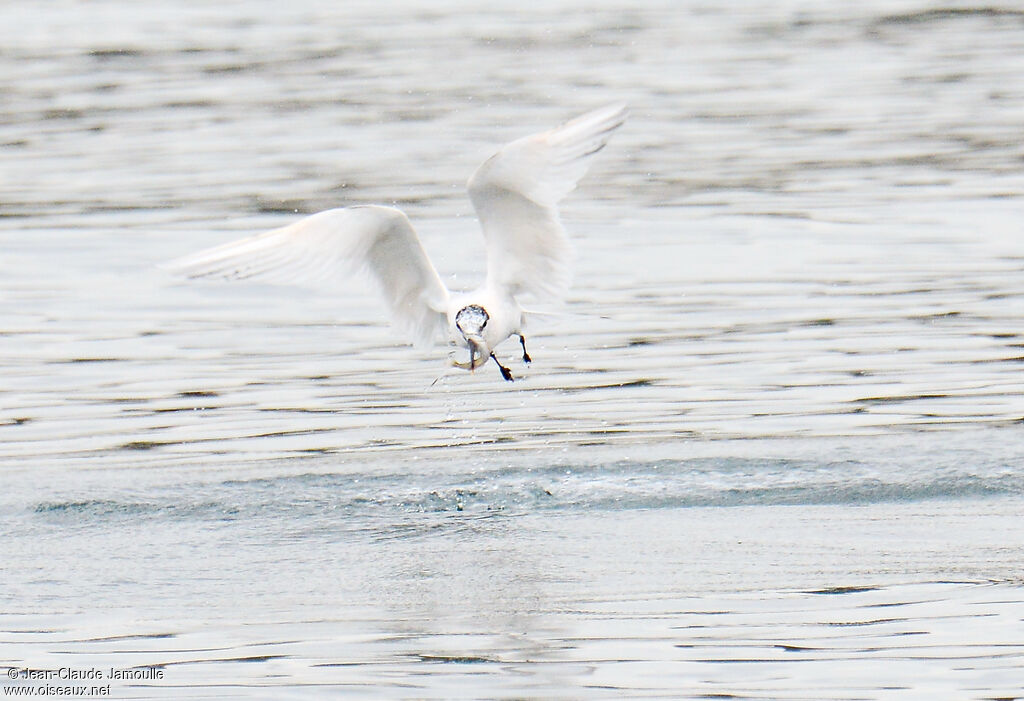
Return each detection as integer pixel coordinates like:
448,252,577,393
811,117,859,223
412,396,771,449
467,103,628,303
164,205,450,347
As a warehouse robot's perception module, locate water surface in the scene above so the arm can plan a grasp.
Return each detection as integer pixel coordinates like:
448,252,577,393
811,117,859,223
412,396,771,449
2,1,1024,698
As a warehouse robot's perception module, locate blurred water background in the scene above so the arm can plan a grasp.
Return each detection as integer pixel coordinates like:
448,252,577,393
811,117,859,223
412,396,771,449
2,0,1024,697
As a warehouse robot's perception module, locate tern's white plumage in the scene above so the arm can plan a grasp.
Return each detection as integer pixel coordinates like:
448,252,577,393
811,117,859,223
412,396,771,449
166,103,628,381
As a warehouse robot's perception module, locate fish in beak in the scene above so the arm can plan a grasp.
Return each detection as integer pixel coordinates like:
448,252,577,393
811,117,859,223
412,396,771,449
450,334,490,372
453,304,492,372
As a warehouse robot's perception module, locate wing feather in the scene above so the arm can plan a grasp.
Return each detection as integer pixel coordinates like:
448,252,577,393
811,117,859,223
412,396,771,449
467,103,628,302
164,205,450,347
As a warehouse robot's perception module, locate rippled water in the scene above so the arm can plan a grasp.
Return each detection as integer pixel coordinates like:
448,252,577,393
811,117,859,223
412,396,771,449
3,1,1024,698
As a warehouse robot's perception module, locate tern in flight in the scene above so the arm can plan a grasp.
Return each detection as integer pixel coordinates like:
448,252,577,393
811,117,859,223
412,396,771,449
166,103,628,381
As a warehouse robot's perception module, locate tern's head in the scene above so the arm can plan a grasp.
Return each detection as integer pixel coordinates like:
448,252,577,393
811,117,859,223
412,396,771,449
455,304,490,369
456,304,489,338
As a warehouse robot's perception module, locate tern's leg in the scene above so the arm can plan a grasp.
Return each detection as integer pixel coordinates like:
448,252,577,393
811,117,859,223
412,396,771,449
490,353,514,382
518,334,532,364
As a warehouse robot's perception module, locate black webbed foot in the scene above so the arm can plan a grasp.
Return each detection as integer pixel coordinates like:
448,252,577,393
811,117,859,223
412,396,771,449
518,334,532,364
491,353,514,382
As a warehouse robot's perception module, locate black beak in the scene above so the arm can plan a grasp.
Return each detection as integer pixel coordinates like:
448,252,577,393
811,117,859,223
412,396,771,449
467,336,486,371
